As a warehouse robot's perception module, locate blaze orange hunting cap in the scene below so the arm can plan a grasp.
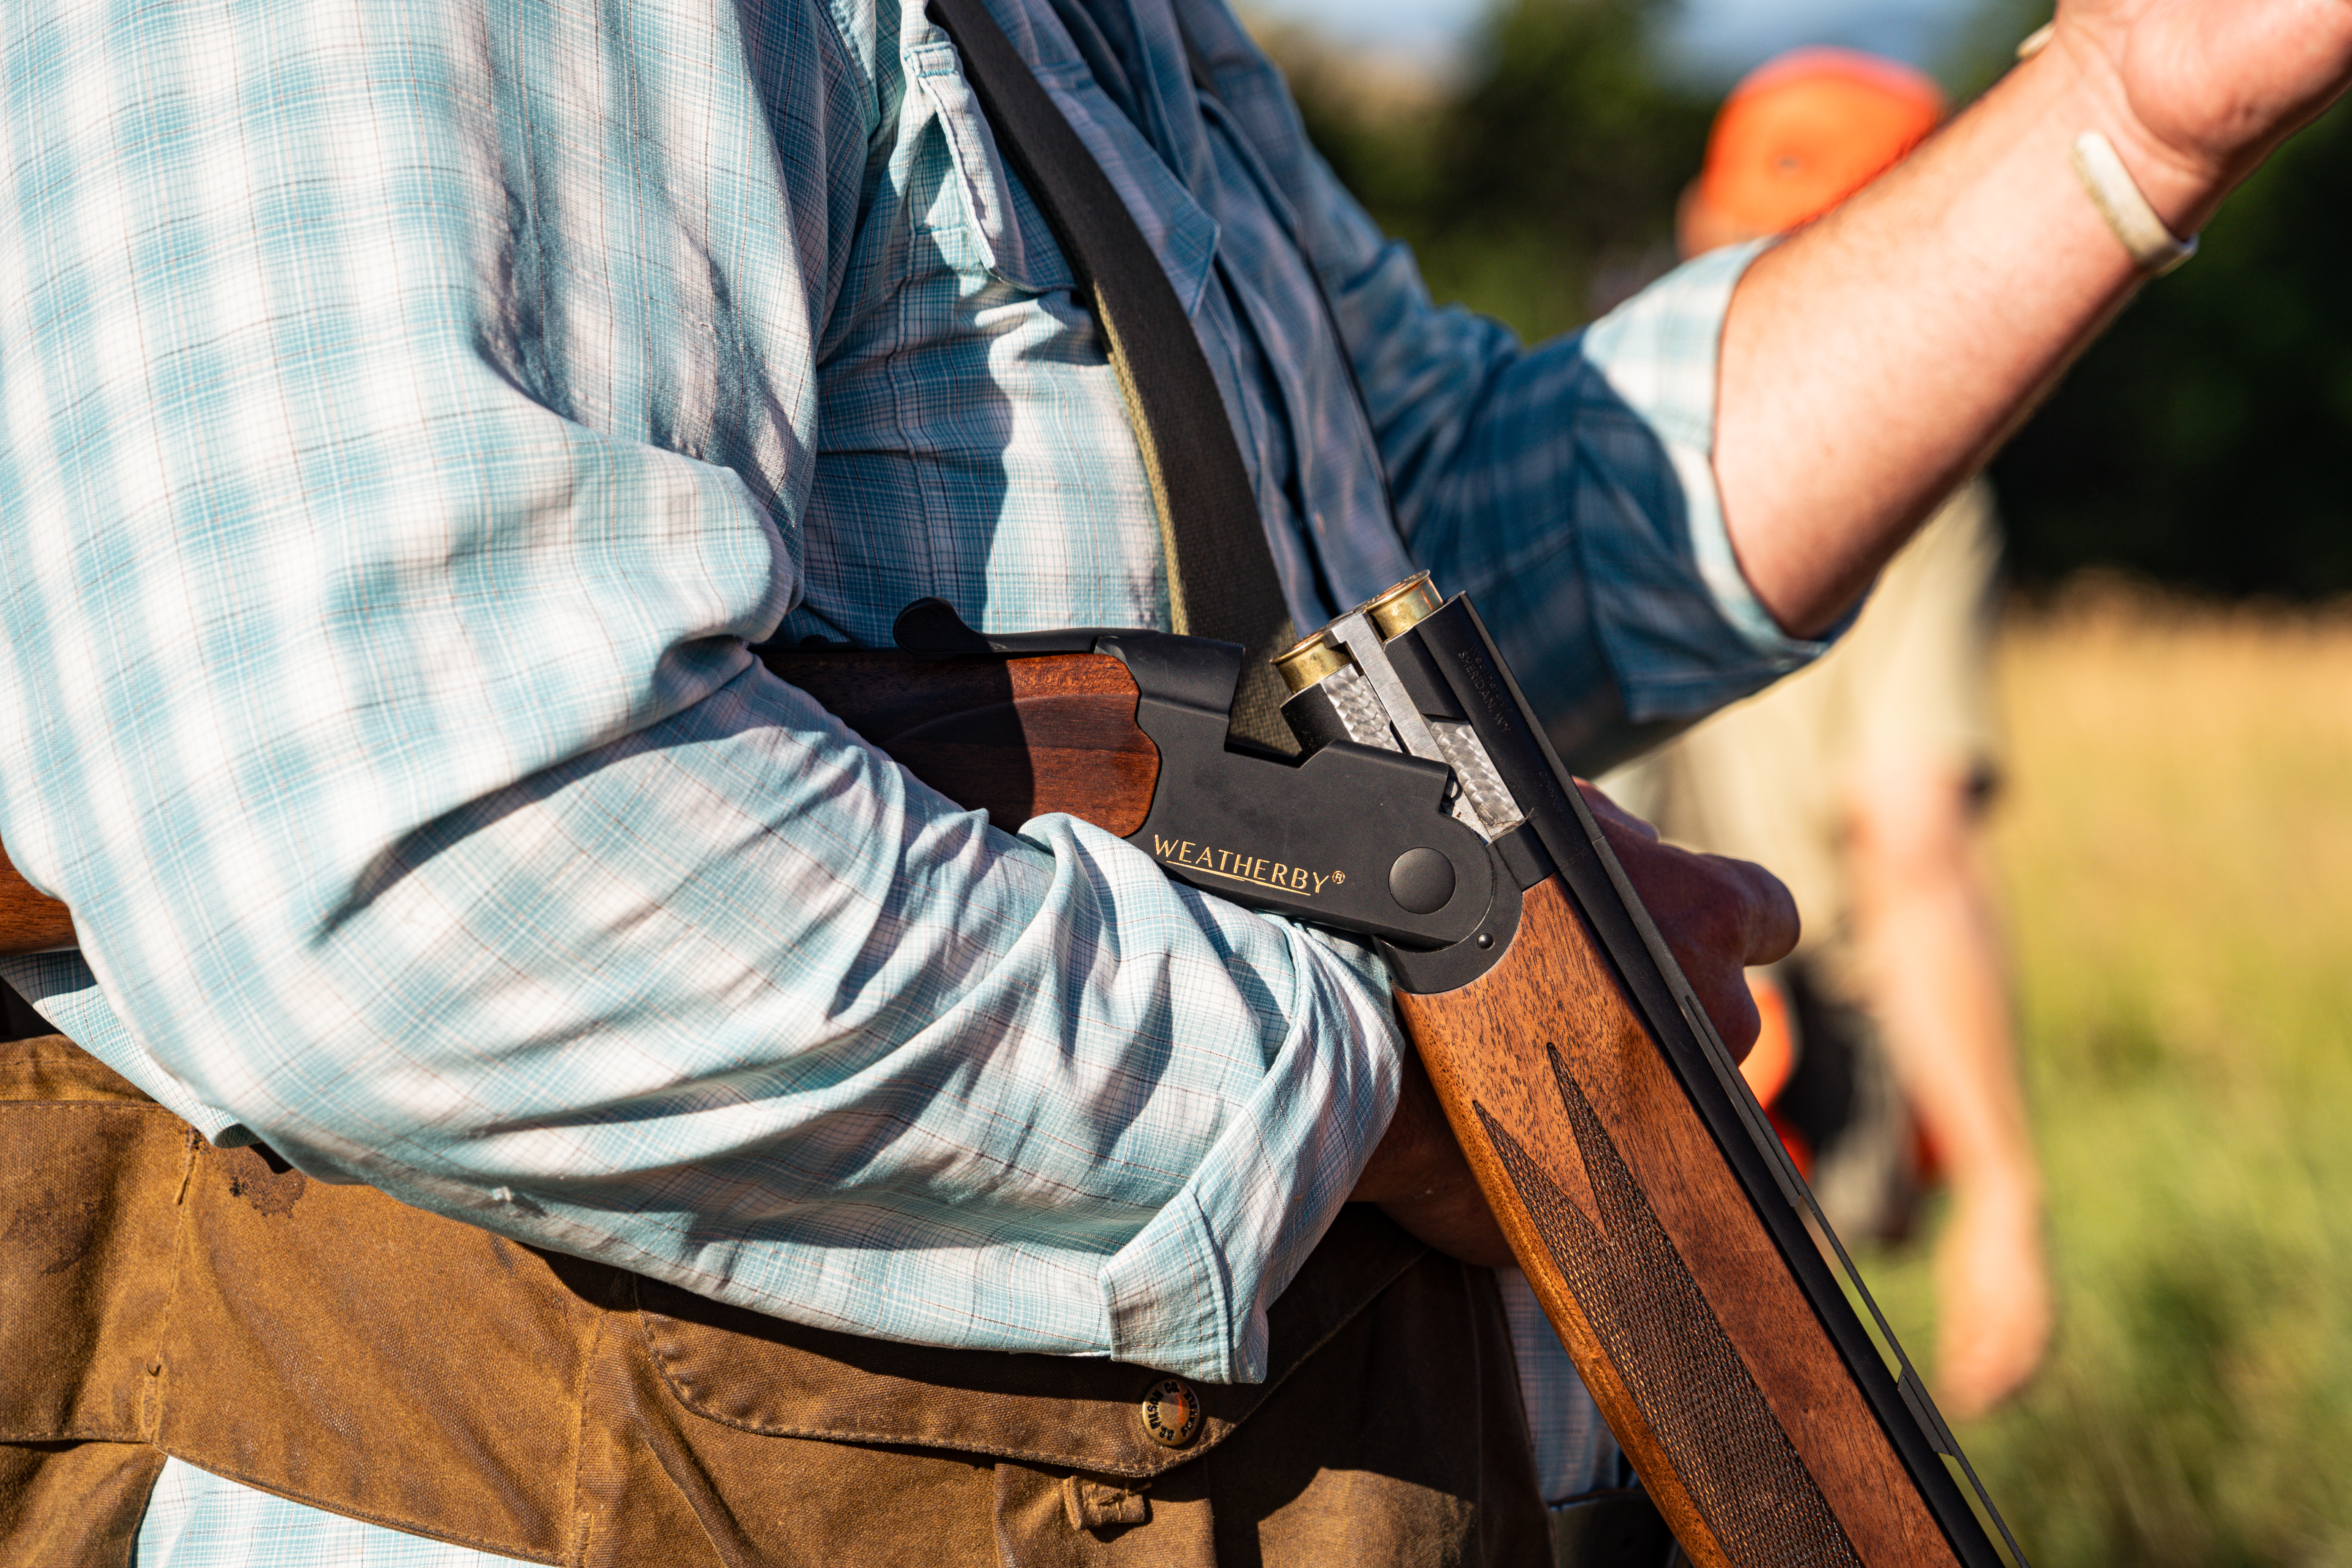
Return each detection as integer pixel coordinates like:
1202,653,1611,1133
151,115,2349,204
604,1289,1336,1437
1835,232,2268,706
1695,47,1947,235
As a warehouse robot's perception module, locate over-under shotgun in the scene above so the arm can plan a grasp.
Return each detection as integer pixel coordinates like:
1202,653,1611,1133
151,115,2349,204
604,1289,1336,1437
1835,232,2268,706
0,577,2026,1567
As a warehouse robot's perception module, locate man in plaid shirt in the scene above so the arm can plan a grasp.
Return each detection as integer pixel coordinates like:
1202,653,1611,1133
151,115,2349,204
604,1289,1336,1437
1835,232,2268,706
0,0,2343,1560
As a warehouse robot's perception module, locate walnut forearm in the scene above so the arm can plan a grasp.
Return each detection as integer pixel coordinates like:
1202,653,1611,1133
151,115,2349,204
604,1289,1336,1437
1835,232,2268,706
763,647,1156,832
1398,878,1959,1568
0,846,72,956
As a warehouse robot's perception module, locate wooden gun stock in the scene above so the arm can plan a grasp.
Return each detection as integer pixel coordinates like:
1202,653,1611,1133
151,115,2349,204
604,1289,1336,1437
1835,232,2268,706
0,640,2020,1567
0,848,72,955
1401,882,1956,1565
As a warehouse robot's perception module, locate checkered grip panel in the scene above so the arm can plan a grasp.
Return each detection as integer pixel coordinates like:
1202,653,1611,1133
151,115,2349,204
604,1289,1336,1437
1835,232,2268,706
1478,1046,1861,1567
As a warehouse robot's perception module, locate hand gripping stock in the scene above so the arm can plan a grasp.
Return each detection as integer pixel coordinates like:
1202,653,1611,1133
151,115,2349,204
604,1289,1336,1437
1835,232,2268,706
779,582,2031,1568
0,582,2027,1566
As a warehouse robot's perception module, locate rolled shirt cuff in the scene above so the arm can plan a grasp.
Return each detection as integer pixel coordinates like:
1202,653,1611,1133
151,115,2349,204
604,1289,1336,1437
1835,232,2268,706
1097,913,1405,1382
1578,239,1841,676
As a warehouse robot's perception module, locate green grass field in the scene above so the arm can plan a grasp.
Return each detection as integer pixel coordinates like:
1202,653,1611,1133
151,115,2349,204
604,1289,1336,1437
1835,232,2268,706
1854,584,2352,1566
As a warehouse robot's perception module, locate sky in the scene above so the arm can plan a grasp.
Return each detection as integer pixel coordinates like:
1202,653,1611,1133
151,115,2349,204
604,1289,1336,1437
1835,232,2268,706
1661,0,1981,78
1243,0,1990,80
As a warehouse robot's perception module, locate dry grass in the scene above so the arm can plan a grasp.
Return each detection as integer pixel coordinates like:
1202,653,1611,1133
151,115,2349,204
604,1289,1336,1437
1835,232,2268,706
1857,580,2352,1566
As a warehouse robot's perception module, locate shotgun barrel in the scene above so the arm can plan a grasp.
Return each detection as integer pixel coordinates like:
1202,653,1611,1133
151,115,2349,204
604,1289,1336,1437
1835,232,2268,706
1277,580,2026,1567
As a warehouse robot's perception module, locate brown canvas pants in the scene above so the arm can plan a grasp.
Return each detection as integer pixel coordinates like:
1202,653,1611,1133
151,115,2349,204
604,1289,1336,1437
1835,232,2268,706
1,1035,1554,1566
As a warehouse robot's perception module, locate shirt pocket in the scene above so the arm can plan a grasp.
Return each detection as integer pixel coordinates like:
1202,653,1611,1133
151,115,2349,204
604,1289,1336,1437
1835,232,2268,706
905,38,1066,293
901,39,1218,317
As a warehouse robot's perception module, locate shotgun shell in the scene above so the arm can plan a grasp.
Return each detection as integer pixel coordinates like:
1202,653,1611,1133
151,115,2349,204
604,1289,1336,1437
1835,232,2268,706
1363,571,1442,640
1273,626,1353,695
1275,572,1442,695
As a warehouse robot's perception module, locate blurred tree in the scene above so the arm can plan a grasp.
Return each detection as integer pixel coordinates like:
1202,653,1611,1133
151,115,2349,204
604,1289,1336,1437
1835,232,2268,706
1278,0,2352,599
1990,94,2352,596
1273,0,1711,343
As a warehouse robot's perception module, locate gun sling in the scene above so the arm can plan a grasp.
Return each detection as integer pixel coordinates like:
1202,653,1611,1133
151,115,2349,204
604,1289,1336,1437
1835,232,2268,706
921,0,1299,752
0,2,2027,1564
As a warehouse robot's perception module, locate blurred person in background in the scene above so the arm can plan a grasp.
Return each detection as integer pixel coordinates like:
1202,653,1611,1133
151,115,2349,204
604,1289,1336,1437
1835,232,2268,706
1605,48,2050,1421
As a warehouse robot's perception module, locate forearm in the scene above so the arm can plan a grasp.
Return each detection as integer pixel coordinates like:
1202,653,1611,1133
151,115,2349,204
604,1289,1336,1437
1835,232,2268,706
32,662,1403,1380
1847,778,2050,1412
1848,788,2038,1211
1718,12,2348,636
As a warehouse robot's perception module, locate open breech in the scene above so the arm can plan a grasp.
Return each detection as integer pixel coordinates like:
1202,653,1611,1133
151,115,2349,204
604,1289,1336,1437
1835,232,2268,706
770,577,2030,1568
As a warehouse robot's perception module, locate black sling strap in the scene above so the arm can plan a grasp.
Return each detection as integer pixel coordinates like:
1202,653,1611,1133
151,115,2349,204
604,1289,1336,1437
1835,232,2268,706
924,0,1298,750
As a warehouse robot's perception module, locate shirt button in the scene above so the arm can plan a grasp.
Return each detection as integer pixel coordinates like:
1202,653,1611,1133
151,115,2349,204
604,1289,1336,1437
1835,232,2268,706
1138,1376,1203,1448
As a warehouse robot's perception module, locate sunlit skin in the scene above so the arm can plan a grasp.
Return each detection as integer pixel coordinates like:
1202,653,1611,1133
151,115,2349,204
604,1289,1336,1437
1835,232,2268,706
1845,756,2049,1418
1354,0,2352,1265
1721,0,2352,635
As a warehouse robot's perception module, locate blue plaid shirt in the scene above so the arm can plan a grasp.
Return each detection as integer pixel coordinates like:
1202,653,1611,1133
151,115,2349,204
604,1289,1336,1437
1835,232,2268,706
0,0,1812,1555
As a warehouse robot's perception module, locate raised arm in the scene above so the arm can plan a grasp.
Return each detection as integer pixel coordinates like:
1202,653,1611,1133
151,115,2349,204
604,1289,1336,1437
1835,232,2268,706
1719,0,2352,635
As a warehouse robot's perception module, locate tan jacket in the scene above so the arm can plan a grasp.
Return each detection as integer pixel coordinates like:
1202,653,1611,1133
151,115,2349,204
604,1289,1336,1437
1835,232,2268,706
2,1034,1552,1567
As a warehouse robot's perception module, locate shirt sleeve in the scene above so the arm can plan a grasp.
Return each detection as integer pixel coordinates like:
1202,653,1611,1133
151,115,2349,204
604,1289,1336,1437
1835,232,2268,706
1174,8,1835,774
0,0,1401,1384
1337,229,1838,774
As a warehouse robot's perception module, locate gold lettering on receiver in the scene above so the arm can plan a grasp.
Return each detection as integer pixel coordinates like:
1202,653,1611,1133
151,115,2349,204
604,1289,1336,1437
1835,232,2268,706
1150,836,1340,897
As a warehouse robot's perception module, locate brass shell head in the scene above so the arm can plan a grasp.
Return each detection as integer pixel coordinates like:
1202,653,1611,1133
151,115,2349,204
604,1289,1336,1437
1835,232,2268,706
1363,572,1442,640
1275,574,1443,693
1273,627,1352,695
